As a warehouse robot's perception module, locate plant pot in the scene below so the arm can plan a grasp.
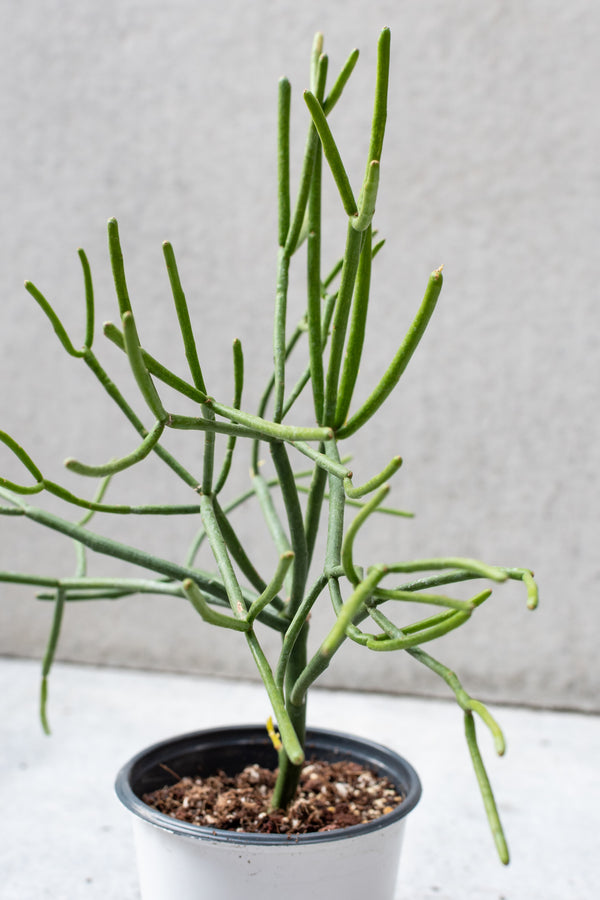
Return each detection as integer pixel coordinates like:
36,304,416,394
116,725,421,900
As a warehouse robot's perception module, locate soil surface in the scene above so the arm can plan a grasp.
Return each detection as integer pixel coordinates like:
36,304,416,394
143,758,404,834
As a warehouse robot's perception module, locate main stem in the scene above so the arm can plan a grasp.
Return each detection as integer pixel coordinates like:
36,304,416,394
271,622,308,809
268,37,352,810
269,442,310,808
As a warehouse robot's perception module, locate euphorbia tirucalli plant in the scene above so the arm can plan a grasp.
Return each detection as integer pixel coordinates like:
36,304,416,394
0,28,537,862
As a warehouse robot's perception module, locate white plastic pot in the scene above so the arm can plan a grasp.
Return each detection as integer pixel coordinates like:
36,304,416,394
115,725,421,900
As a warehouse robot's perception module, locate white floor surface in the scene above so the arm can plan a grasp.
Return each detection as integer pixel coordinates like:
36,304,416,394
1,658,598,899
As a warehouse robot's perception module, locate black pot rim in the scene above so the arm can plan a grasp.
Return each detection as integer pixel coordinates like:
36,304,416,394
115,724,422,846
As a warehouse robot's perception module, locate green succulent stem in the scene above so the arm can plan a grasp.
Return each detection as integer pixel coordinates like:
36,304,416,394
335,225,374,428
344,454,402,499
341,484,389,583
39,586,66,735
465,712,510,865
65,420,165,478
337,266,444,439
322,224,364,425
1,29,539,860
277,77,292,248
0,430,43,493
290,567,386,707
24,281,86,359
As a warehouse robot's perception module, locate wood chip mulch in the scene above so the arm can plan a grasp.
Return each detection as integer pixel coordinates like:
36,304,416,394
143,758,404,834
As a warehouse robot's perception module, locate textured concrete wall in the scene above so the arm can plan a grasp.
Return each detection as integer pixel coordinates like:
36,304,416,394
1,1,598,711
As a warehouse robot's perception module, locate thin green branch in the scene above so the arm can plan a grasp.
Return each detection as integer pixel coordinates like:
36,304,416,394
213,497,268,596
107,218,133,317
44,577,185,596
344,454,402,499
183,578,250,632
303,450,327,568
310,32,324,93
10,496,240,608
323,566,386,654
295,240,382,428
386,558,508,583
77,476,112,528
275,571,328,691
288,439,351,479
324,440,346,571
214,338,244,495
30,575,185,603
161,240,215,489
389,606,467,636
42,479,203,515
372,587,477,612
162,241,207,394
34,574,286,632
281,290,337,420
365,601,487,651
273,248,291,423
24,281,85,358
198,494,247,618
335,226,373,427
39,586,66,735
278,77,291,247
367,27,391,166
322,224,363,425
104,222,205,485
389,570,485,593
56,476,108,584
296,483,413,517
186,470,312,572
0,430,43,494
36,587,167,602
323,47,359,115
351,160,380,233
323,258,343,290
122,311,167,421
338,266,443,438
273,53,328,414
407,645,505,755
341,484,389,583
103,321,206,404
164,413,262,441
246,552,294,625
86,351,199,488
283,45,329,258
328,572,374,646
271,442,308,618
383,567,538,613
303,90,357,217
290,567,385,706
0,571,62,588
65,420,165,478
78,248,95,350
251,471,292,559
306,141,324,422
207,398,332,443
520,569,539,610
252,320,305,473
245,630,304,766
464,712,510,865
303,60,329,426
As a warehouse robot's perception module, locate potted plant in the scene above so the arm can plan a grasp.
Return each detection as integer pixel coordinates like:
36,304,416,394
0,27,537,900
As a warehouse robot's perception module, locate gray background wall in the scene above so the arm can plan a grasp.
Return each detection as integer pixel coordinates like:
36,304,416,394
1,1,597,712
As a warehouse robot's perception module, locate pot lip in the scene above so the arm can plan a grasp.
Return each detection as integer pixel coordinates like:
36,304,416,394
115,724,422,846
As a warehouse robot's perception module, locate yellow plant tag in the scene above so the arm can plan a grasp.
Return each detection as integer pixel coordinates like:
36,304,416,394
266,716,282,751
